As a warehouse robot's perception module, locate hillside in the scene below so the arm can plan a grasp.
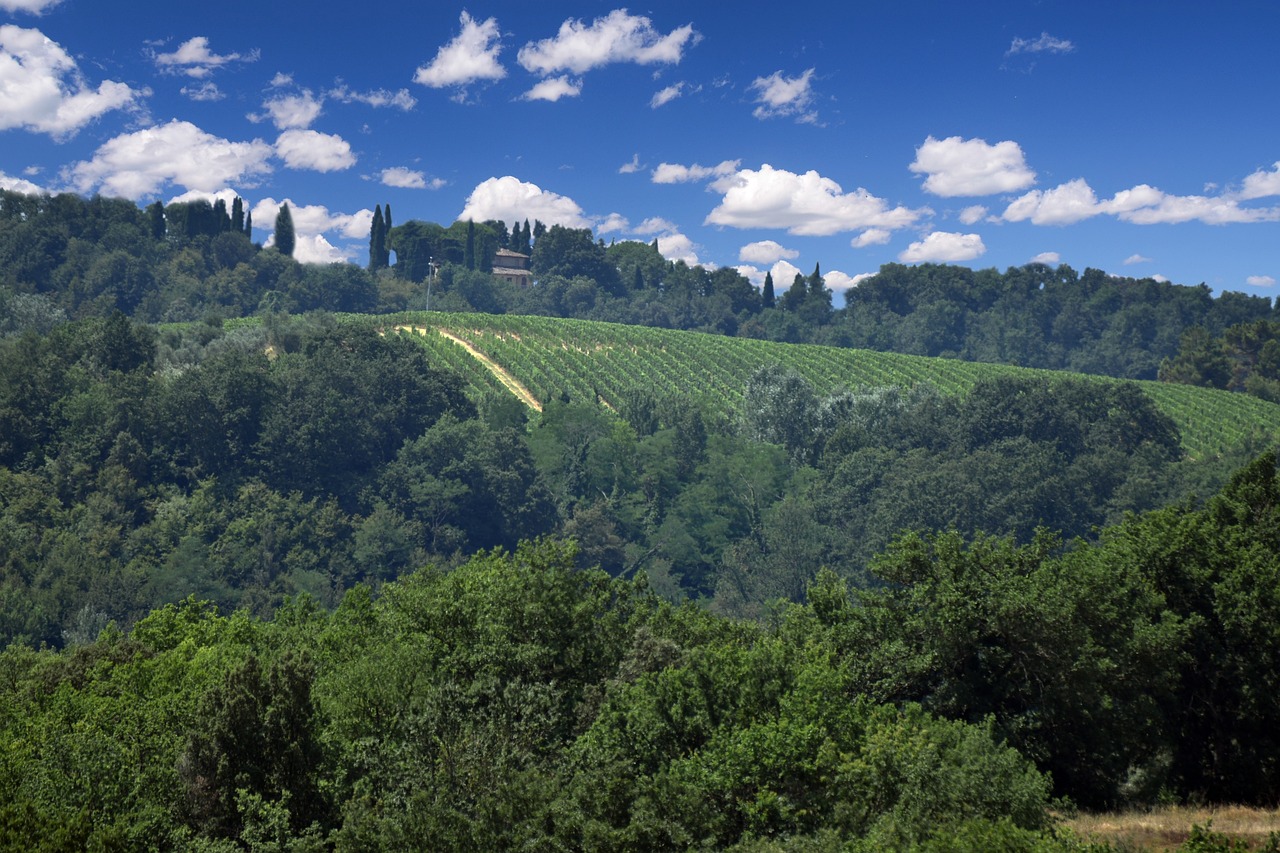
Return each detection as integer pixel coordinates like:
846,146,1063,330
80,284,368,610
357,311,1280,461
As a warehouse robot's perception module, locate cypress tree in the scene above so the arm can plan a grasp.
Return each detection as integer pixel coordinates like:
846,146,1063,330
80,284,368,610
231,197,245,233
369,205,385,271
274,203,295,257
384,204,392,231
244,209,252,238
521,218,532,253
762,271,776,308
147,201,165,240
213,198,230,232
464,218,476,270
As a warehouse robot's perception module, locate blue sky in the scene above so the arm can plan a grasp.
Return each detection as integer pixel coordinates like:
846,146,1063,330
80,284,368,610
2,0,1278,305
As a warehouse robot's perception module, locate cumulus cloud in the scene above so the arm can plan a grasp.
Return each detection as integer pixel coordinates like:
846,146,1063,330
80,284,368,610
910,135,1036,197
899,231,987,263
739,240,798,264
67,120,273,197
458,176,592,229
1030,251,1061,265
0,0,63,12
1246,275,1276,287
596,212,630,233
522,75,582,101
518,9,698,76
1007,32,1075,56
0,169,45,194
1123,253,1153,265
655,231,701,265
252,197,373,263
166,186,241,208
1241,163,1280,199
618,153,643,174
749,68,817,122
252,89,323,129
414,12,506,97
379,167,430,189
851,228,891,248
706,163,925,236
327,84,417,111
1003,178,1280,226
824,270,873,295
152,36,257,78
0,25,143,137
651,159,740,184
958,205,988,225
274,129,355,172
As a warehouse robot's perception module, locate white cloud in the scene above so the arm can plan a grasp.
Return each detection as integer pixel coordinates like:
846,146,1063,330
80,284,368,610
327,84,416,111
958,204,988,225
634,216,678,235
706,163,926,236
274,129,355,172
522,75,582,102
458,176,592,229
252,197,373,263
181,82,223,102
253,89,323,130
0,0,62,12
1123,253,1153,265
0,169,45,194
1006,32,1075,56
910,135,1036,197
739,240,798,264
651,158,740,184
650,82,685,108
749,68,817,122
1246,275,1276,287
770,260,804,286
1004,178,1280,226
1002,178,1105,225
851,228,891,248
1241,163,1280,199
655,231,700,265
380,167,428,189
824,270,872,294
67,120,273,197
1150,274,1170,283
1030,251,1061,265
517,9,699,76
152,36,256,78
596,212,630,233
0,25,143,137
618,153,642,174
899,231,987,263
414,12,506,95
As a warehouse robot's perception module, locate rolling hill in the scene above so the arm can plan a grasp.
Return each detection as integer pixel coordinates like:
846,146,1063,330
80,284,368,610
337,310,1280,461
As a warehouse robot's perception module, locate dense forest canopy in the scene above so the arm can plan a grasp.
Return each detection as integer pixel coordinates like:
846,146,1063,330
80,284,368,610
3,188,1280,849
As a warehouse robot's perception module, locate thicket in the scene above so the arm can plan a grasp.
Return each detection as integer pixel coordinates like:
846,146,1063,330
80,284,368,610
5,448,1280,850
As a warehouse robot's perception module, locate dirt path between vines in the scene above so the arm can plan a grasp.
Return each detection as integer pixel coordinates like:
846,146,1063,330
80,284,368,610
431,328,543,412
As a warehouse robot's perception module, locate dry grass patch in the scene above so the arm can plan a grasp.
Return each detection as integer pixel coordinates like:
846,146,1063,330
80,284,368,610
1063,805,1280,851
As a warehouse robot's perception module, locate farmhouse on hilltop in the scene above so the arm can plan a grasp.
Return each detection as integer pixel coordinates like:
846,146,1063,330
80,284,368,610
493,248,532,287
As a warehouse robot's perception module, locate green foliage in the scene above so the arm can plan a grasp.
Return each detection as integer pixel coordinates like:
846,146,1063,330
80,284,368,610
273,204,295,258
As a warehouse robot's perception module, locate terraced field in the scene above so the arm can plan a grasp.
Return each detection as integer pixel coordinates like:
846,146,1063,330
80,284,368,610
352,311,1280,461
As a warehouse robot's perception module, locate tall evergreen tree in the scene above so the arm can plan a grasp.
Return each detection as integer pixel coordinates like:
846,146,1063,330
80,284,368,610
244,209,252,238
781,273,807,311
212,198,230,232
384,204,392,232
464,218,476,270
521,218,532,253
231,197,245,233
274,203,295,257
369,205,386,271
762,271,776,308
147,201,165,240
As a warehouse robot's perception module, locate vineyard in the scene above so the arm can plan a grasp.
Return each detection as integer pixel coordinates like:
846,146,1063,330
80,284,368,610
350,311,1280,461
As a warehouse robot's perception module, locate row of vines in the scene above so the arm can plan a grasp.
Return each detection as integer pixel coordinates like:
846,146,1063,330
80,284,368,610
355,311,1280,461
